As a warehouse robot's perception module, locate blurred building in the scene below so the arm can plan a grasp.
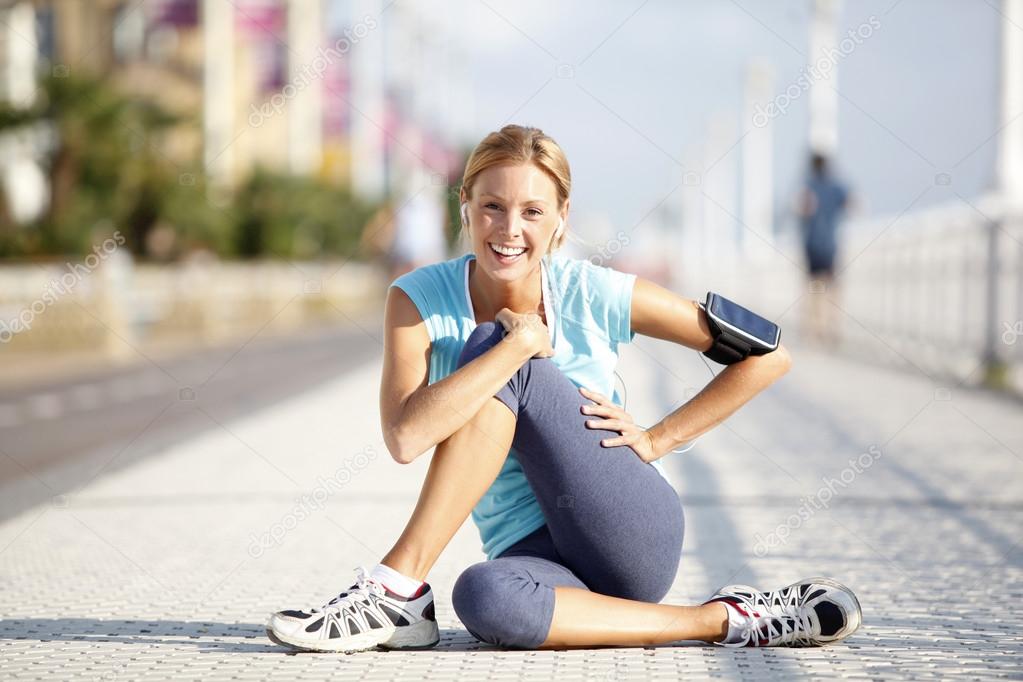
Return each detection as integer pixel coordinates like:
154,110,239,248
0,0,470,224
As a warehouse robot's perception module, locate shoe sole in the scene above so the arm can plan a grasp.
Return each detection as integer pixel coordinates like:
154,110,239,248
380,620,442,650
266,619,440,654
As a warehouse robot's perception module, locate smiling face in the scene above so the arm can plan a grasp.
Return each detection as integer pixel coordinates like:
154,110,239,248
461,162,568,283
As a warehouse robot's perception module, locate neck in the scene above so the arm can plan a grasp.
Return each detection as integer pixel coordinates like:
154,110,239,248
468,255,545,323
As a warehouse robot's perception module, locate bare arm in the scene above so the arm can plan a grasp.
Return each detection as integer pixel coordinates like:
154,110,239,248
380,286,538,464
629,278,792,458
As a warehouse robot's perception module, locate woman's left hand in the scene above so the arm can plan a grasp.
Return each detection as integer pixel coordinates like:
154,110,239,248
579,386,661,463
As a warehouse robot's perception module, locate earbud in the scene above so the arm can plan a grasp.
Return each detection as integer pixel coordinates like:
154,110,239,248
460,202,469,227
554,217,565,240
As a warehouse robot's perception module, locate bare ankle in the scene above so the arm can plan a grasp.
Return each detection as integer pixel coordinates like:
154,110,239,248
702,602,730,643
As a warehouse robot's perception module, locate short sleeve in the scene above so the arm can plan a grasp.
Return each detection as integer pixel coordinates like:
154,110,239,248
608,268,637,344
389,274,435,342
585,262,636,345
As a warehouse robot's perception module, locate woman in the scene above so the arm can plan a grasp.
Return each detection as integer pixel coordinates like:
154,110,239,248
267,125,862,653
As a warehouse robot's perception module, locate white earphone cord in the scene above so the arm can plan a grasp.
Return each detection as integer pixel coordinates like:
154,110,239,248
614,352,718,455
462,202,688,451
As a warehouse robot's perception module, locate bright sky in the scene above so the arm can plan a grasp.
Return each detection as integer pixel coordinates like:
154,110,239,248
335,0,1003,237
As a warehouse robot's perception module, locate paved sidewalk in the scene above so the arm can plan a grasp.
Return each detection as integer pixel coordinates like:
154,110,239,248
1,332,1021,679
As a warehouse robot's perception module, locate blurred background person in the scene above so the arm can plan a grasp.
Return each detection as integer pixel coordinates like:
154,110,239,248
386,172,450,280
796,153,848,345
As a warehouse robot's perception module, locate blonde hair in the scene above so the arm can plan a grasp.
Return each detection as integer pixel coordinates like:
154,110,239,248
460,124,571,254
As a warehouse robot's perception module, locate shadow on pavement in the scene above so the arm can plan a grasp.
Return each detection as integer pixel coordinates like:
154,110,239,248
4,620,717,655
0,620,499,654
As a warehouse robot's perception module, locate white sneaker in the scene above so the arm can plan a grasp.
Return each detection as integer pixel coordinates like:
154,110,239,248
705,577,862,647
266,566,440,653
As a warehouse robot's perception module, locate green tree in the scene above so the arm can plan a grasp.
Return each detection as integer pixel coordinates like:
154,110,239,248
0,72,226,259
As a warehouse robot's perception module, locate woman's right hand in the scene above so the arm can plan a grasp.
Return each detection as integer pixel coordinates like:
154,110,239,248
495,307,555,358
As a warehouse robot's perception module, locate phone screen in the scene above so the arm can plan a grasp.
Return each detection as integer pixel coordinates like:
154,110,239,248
709,295,779,346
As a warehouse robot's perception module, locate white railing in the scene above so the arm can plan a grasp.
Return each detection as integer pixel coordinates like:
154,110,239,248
0,258,387,356
676,194,1023,392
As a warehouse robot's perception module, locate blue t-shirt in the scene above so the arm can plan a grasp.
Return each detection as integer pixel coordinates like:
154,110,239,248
803,174,848,258
389,251,670,559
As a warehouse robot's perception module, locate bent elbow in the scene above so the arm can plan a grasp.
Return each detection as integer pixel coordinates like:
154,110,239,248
388,445,417,465
392,451,416,465
384,426,422,465
773,343,793,375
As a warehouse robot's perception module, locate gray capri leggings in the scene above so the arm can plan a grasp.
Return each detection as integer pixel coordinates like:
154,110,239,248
451,322,685,649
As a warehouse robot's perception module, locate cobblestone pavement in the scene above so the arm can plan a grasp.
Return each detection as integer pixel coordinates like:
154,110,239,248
1,331,1021,680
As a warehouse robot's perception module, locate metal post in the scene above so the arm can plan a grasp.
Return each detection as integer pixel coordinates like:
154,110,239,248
741,58,775,255
350,0,386,200
809,0,840,155
984,0,1023,387
202,0,235,189
287,0,324,176
983,218,1005,387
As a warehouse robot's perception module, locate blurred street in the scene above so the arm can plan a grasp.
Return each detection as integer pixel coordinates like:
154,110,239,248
0,312,382,518
1,320,1021,679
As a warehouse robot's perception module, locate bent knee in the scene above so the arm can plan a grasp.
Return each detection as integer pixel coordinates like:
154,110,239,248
591,519,683,604
469,321,501,341
630,497,684,602
452,562,552,649
456,322,505,368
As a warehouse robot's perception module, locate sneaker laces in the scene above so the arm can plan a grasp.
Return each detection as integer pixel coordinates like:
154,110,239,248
737,585,817,647
738,603,815,647
308,566,385,615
